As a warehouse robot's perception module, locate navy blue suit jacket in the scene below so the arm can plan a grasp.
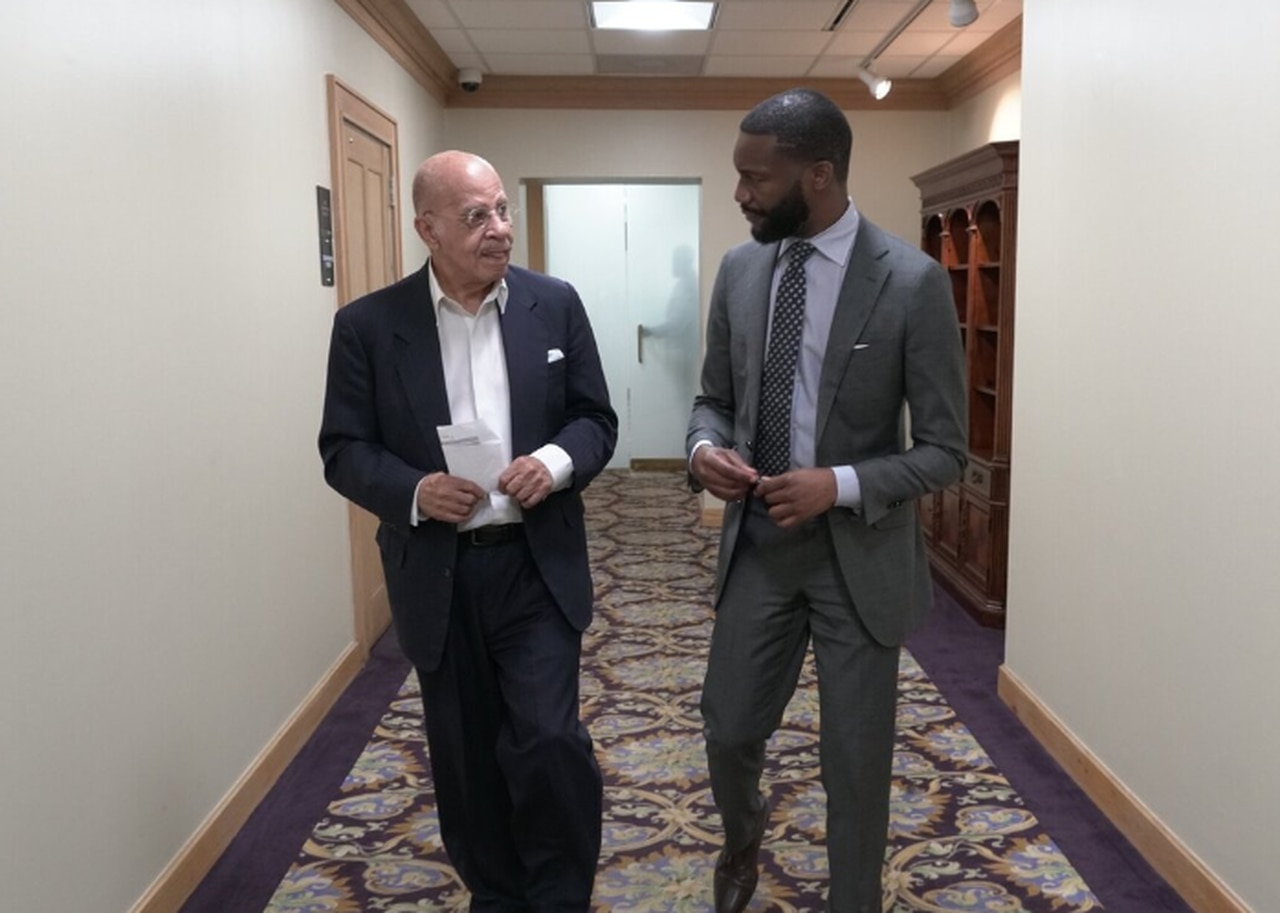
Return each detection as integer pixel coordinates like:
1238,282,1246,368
319,262,617,671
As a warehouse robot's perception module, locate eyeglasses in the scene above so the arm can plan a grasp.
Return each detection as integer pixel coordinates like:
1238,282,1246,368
424,201,517,232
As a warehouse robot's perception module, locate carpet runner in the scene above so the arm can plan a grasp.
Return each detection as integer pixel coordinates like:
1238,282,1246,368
263,471,1100,912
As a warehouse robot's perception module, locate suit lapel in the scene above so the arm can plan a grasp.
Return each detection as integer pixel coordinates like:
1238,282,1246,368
391,265,452,467
816,220,890,440
744,242,781,431
499,272,545,456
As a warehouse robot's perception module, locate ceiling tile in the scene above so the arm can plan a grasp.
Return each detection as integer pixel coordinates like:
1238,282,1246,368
714,1,843,30
973,0,1023,32
428,28,475,54
871,55,931,78
912,2,966,30
940,30,996,55
807,56,868,79
468,29,591,55
841,1,920,32
596,54,705,76
825,30,883,57
483,53,596,76
888,30,958,56
444,51,486,69
704,55,818,77
710,30,832,56
445,0,586,30
404,0,461,28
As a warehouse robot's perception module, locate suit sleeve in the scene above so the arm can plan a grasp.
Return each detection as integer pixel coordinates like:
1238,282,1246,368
318,309,426,525
687,254,737,456
854,258,968,524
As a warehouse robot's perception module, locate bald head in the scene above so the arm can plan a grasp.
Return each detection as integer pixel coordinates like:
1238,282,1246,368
412,150,500,217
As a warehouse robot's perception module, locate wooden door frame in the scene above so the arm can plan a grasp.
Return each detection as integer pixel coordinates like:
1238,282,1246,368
326,74,403,657
327,74,403,305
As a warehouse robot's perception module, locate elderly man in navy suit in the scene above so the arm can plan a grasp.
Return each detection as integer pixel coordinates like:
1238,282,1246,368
688,89,968,913
320,150,616,913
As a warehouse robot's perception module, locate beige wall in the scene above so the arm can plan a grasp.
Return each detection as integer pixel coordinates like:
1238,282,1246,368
0,1,442,910
948,71,1022,154
444,107,952,319
1008,1,1278,909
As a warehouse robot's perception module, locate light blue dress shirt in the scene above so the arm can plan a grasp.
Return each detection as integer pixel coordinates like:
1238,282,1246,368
768,200,863,511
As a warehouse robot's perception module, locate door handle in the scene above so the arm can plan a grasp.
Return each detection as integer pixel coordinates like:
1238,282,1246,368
637,323,644,364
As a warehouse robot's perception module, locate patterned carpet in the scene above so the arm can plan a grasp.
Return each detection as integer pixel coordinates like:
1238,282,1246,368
263,470,1101,912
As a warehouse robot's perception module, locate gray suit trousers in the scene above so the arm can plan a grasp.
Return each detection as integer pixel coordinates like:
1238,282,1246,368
701,500,900,913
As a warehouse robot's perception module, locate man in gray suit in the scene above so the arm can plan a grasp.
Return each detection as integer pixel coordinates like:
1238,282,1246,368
687,89,967,913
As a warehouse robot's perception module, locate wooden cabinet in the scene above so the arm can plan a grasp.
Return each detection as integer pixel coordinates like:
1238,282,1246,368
912,141,1018,627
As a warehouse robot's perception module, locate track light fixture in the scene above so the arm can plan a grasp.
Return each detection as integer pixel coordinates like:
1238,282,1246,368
949,0,979,27
857,67,892,100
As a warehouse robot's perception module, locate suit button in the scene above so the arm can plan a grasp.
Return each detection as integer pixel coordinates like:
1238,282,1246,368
889,500,903,508
443,568,451,578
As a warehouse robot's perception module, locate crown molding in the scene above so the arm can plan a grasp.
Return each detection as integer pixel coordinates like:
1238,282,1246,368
935,17,1022,104
445,75,948,111
334,0,1020,113
332,0,454,102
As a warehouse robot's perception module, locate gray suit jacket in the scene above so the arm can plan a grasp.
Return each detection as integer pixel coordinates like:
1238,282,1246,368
687,218,967,646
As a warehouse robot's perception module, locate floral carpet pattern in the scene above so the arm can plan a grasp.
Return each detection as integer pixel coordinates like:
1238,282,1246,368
265,471,1100,912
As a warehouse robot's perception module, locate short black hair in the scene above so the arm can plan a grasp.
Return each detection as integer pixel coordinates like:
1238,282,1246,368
740,88,852,184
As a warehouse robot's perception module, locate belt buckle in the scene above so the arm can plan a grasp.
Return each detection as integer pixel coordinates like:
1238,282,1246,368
465,524,517,547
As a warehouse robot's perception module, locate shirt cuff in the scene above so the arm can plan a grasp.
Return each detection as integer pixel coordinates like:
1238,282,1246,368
532,443,574,490
832,465,863,513
689,439,715,470
411,476,427,526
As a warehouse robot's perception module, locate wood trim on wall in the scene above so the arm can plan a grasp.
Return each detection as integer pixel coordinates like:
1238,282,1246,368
444,75,949,111
997,666,1252,913
333,0,1021,112
700,493,724,529
631,458,687,473
128,644,366,913
934,17,1023,104
522,180,546,274
331,0,454,102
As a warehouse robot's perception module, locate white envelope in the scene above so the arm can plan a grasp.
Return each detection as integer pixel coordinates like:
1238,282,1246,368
437,420,505,491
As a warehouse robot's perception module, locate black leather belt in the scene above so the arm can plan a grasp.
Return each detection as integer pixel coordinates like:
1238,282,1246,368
459,523,523,547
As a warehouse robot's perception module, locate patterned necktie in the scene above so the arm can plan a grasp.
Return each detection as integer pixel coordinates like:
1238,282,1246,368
754,240,816,477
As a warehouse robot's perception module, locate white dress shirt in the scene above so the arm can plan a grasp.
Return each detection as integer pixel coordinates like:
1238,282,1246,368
411,262,573,530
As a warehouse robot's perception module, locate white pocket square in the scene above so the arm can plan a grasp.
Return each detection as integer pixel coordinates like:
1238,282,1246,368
547,348,565,363
854,343,870,350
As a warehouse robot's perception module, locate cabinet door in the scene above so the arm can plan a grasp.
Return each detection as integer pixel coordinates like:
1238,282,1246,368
936,486,961,559
917,491,938,541
961,496,991,585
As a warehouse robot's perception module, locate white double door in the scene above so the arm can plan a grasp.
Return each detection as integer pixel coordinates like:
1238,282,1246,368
544,183,701,469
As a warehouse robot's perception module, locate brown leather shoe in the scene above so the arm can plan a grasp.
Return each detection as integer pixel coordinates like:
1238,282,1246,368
713,802,769,913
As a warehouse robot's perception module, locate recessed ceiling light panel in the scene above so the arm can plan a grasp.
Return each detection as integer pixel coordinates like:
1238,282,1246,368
591,2,716,32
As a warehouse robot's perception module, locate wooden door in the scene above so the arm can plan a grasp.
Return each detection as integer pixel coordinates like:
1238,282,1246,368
327,76,402,658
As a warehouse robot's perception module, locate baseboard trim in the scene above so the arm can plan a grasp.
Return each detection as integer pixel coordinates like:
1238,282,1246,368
700,503,723,528
997,665,1251,913
630,458,686,472
128,642,366,913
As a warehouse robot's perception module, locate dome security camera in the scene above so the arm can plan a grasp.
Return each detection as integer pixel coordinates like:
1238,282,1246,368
458,68,483,93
